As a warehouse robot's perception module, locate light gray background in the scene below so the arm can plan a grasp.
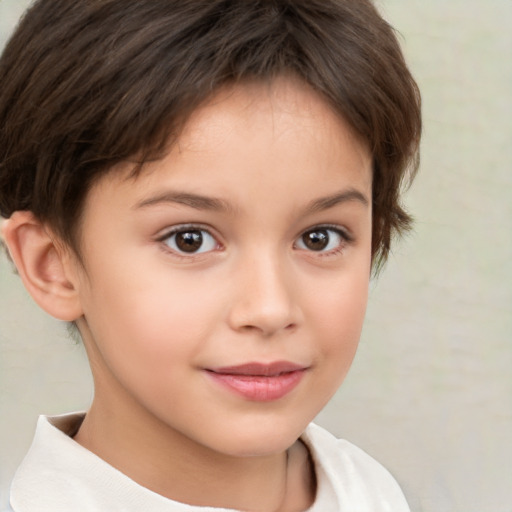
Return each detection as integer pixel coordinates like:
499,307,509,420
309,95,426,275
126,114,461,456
1,1,511,511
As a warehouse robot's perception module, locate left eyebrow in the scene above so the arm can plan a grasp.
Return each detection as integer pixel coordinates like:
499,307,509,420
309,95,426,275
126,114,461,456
305,189,369,214
133,191,237,214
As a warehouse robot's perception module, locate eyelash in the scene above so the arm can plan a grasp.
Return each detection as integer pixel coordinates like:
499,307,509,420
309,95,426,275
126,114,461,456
157,224,222,259
156,223,352,258
294,224,353,256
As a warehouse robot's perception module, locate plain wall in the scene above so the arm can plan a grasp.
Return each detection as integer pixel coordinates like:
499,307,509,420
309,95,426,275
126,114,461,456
1,1,511,511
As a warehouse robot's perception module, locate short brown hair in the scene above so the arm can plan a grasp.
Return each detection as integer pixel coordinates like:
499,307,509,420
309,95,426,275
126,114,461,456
0,0,421,270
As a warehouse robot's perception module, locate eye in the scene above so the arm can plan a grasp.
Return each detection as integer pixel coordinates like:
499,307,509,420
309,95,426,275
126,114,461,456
295,227,347,253
162,227,218,254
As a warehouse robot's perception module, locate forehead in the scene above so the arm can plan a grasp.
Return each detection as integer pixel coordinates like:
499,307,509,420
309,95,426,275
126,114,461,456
86,77,372,215
176,78,370,163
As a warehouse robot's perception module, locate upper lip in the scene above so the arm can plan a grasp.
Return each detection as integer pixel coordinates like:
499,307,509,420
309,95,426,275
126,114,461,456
207,361,307,377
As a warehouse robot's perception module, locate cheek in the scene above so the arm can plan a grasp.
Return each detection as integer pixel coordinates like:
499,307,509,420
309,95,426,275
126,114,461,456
312,270,368,332
288,273,369,418
309,272,369,369
83,267,222,369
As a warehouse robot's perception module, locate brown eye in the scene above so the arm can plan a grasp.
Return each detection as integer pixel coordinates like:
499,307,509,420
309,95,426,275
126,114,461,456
296,227,345,252
175,231,203,252
163,228,217,254
301,230,329,251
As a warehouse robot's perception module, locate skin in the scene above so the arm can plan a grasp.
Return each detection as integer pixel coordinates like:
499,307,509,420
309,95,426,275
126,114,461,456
4,77,373,511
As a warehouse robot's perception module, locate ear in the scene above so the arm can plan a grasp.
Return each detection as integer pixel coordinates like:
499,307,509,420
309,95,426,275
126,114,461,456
2,211,83,321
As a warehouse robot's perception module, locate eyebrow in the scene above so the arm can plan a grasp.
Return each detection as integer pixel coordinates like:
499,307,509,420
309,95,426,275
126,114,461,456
134,188,369,214
305,189,369,213
134,191,236,213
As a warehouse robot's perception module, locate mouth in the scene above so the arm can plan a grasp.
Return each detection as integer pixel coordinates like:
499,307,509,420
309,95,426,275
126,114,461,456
205,361,308,401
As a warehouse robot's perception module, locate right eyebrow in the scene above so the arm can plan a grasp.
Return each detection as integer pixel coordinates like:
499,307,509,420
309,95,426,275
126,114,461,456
305,188,370,214
133,190,238,214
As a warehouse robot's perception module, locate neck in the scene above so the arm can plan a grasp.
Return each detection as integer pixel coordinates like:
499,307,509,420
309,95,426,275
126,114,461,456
74,385,291,510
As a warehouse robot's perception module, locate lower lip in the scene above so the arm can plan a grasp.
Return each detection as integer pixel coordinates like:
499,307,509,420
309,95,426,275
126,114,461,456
206,369,306,402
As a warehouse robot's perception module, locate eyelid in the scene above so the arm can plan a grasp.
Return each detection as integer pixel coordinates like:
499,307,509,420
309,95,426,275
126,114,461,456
156,223,222,256
156,222,214,236
299,223,353,241
294,224,353,253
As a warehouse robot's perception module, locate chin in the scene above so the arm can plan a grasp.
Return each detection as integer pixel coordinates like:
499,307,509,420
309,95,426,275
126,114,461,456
205,414,311,458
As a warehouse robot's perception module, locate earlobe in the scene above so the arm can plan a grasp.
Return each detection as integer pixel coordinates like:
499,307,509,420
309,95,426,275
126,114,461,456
2,212,83,321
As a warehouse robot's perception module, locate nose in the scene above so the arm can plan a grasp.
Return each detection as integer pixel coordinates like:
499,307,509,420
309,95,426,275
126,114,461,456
227,252,302,337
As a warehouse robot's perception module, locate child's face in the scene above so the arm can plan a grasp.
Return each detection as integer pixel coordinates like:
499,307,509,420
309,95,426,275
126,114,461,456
72,77,372,456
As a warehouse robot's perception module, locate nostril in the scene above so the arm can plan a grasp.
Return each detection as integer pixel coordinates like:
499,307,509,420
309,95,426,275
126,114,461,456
226,267,300,336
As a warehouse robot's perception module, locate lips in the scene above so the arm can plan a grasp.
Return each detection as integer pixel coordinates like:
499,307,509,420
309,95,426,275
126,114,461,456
205,361,308,401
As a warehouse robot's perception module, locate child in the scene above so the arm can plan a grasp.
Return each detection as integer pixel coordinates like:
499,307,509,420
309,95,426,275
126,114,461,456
0,0,421,510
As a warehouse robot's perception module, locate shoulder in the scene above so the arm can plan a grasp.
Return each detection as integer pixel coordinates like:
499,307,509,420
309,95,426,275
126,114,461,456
302,423,410,512
8,413,220,512
9,413,87,512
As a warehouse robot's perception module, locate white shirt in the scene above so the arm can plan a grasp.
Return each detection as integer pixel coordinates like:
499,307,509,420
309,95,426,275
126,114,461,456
9,413,410,511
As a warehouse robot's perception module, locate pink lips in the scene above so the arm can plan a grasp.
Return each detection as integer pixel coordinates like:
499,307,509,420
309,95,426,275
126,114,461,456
205,361,307,401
